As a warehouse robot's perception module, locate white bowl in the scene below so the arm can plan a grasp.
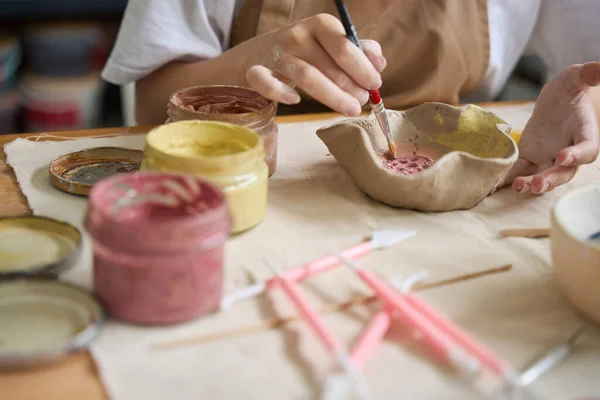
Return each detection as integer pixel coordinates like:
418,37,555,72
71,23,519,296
551,183,600,325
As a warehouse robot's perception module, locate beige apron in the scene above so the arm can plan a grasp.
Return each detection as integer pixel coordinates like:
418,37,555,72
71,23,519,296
230,0,489,114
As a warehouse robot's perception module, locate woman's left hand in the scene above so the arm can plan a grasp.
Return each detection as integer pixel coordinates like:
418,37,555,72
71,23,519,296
495,62,600,194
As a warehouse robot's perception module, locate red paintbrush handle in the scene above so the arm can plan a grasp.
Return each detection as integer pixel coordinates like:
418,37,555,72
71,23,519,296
369,90,382,105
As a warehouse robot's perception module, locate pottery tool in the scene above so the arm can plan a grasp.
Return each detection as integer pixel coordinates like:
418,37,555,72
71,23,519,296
265,259,370,400
499,228,550,239
338,255,481,377
518,326,584,387
219,230,415,310
390,275,518,383
333,0,397,159
323,308,392,400
153,264,512,350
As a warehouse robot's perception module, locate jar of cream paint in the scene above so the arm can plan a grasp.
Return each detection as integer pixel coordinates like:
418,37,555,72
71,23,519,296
166,85,279,177
85,172,231,325
141,120,268,233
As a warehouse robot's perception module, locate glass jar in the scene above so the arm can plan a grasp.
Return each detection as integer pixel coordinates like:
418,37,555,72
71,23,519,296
166,85,278,177
141,120,268,233
85,172,232,325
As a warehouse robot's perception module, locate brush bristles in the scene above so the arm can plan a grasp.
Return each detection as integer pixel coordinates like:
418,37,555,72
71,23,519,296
389,141,397,156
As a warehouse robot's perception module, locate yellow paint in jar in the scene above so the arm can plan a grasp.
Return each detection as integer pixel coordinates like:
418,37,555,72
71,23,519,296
141,120,268,233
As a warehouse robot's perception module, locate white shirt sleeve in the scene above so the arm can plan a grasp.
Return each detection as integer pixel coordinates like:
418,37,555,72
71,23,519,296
462,0,542,102
529,0,600,79
101,0,240,85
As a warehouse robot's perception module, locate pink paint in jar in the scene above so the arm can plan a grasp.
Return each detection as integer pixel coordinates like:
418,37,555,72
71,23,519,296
85,172,231,325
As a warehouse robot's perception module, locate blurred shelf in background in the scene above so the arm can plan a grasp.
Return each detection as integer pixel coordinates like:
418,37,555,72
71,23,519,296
0,0,127,134
0,0,127,19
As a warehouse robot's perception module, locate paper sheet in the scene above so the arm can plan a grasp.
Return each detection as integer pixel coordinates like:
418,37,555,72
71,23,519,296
5,103,600,399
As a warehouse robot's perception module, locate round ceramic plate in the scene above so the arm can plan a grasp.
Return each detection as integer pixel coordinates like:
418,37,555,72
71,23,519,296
0,216,82,279
0,280,104,369
49,147,144,196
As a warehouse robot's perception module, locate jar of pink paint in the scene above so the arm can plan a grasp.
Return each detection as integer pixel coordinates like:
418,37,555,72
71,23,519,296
85,172,231,325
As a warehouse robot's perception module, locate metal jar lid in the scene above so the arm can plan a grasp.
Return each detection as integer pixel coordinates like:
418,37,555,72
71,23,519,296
0,279,104,369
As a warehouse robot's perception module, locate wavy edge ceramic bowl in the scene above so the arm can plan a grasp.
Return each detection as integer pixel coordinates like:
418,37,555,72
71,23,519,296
316,102,519,211
551,183,600,325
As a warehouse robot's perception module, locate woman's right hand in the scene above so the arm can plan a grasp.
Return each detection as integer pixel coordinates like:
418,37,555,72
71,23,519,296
234,13,386,116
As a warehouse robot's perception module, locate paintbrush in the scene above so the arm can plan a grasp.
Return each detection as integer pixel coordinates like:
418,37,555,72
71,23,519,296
333,0,397,159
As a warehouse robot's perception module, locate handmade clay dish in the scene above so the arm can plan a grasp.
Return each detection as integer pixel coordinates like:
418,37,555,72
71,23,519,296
0,279,104,369
551,183,600,325
316,102,518,211
0,216,82,279
49,147,143,196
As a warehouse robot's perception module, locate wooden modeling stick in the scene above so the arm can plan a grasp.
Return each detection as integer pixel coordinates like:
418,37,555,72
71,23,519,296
151,264,512,350
499,228,550,239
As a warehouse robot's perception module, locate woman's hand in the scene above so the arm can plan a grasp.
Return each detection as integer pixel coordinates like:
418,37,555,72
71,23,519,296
234,14,386,116
495,62,600,194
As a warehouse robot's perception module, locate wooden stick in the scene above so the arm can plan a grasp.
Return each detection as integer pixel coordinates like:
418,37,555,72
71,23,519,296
500,228,550,238
151,264,512,351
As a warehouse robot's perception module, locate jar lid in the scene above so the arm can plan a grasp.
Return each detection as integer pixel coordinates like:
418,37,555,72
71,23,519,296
49,147,144,196
0,279,104,369
86,172,232,254
0,216,82,279
144,120,265,172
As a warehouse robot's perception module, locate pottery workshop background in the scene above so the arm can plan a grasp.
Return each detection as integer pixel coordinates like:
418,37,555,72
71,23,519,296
0,0,547,135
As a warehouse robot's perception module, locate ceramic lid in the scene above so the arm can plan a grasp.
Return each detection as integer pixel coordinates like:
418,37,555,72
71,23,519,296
0,216,82,279
0,280,104,369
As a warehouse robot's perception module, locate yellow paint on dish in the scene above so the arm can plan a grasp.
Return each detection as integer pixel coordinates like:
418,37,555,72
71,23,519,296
142,120,268,233
510,130,522,145
0,228,76,272
428,105,513,158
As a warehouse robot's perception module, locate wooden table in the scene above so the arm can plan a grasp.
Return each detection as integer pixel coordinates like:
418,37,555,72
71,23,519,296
0,103,523,400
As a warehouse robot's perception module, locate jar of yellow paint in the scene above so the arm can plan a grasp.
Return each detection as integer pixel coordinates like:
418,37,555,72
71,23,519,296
141,120,268,233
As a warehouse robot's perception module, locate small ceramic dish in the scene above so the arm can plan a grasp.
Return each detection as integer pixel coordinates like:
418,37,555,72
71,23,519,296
0,216,82,279
551,183,600,325
0,279,104,369
317,103,519,211
49,147,143,196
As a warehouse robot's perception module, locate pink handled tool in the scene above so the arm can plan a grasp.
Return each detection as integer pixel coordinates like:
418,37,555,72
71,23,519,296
337,255,481,378
219,231,415,310
391,276,518,382
322,308,392,400
266,260,370,400
351,308,392,369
